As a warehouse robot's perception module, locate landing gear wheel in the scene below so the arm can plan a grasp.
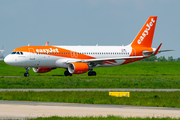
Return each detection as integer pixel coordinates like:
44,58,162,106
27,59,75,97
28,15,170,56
88,71,96,76
64,71,69,76
64,71,72,76
24,67,30,77
24,73,29,77
92,71,96,76
88,72,92,76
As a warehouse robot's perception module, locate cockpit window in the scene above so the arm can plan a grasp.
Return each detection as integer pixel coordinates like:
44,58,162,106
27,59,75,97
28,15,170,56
11,51,23,55
11,52,16,54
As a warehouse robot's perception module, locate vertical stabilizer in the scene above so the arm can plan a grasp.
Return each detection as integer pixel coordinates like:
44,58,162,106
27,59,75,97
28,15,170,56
131,16,157,48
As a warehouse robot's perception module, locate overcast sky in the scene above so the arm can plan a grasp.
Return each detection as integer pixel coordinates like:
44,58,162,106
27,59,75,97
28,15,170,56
1,0,179,58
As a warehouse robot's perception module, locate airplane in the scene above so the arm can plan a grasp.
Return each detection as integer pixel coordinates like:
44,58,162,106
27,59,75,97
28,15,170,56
4,16,172,77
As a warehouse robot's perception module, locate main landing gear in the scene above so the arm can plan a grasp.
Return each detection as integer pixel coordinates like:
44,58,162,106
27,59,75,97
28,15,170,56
88,71,96,76
24,67,30,77
64,70,72,76
63,70,96,76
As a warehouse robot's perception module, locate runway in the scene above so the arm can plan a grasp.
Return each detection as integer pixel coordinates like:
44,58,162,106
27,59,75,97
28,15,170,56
0,89,180,91
0,100,180,119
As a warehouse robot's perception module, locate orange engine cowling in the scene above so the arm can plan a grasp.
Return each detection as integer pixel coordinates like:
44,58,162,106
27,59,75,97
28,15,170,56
33,67,52,73
68,62,89,74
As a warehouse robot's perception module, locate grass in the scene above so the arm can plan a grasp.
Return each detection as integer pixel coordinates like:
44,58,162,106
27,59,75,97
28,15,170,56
1,61,180,76
1,61,180,88
28,116,180,120
1,75,180,88
0,91,180,108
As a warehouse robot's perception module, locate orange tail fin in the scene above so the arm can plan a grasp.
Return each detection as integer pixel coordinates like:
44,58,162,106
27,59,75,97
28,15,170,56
131,16,157,48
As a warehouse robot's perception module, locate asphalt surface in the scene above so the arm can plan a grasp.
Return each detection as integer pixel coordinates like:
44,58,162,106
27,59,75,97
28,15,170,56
0,89,180,91
0,100,180,119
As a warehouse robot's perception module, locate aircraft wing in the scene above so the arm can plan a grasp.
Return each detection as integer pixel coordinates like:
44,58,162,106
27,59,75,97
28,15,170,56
82,56,144,63
67,56,144,64
68,56,145,66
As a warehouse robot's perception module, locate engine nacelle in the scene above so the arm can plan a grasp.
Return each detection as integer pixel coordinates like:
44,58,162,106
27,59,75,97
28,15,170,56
33,67,52,73
68,62,89,74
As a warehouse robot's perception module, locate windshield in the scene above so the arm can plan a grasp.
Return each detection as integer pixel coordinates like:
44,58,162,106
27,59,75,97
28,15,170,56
11,52,16,54
11,51,23,55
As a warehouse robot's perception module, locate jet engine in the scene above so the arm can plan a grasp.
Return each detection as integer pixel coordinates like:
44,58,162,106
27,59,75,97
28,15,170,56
33,67,53,73
68,62,89,74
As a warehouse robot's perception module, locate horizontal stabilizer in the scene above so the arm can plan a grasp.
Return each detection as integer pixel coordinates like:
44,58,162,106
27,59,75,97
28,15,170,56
158,50,174,53
143,43,174,56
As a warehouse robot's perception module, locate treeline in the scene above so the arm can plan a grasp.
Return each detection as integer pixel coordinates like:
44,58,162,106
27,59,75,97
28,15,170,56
141,56,180,62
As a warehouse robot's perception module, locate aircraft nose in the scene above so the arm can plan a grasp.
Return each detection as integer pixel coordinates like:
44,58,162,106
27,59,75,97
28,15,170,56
4,55,12,65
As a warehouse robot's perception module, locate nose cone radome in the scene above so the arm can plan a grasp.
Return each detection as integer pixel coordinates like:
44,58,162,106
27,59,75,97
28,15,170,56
4,55,11,65
4,55,14,66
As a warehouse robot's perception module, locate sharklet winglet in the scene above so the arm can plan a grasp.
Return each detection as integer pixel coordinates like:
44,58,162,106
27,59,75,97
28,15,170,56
154,43,162,55
45,41,49,46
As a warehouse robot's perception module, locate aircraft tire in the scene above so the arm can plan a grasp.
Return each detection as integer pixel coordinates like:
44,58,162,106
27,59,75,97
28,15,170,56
88,71,92,76
64,71,72,76
92,71,96,76
24,73,29,77
64,71,69,76
88,71,96,76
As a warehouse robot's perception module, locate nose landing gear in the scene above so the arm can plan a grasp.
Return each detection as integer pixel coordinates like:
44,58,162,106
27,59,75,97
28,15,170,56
24,67,30,77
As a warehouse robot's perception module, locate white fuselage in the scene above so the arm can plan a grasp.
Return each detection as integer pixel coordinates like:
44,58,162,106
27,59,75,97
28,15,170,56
5,45,132,68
